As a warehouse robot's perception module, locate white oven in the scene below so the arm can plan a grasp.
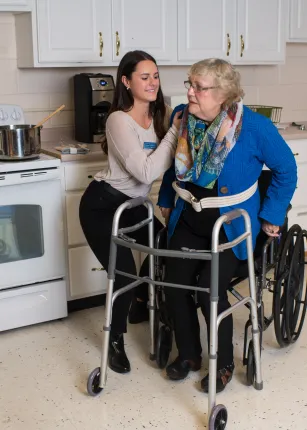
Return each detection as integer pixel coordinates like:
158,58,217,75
0,155,67,331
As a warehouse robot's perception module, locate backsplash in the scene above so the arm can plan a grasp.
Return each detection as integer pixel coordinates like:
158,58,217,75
1,13,307,129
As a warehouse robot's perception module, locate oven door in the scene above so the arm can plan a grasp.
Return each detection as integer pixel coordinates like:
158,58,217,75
0,177,65,289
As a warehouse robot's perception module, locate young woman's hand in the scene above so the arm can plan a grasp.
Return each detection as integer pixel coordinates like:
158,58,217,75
172,111,183,130
160,207,172,225
262,221,280,237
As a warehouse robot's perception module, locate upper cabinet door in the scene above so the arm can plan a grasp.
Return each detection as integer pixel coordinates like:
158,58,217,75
289,0,307,41
177,0,236,62
236,0,285,63
37,0,112,63
111,0,177,63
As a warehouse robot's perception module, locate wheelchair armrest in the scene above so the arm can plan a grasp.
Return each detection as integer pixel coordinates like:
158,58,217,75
286,203,292,214
155,226,168,249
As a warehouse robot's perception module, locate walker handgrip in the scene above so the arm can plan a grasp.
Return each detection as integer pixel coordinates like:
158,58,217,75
126,197,147,209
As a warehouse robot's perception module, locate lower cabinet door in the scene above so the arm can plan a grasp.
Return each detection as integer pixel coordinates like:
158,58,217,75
68,246,107,300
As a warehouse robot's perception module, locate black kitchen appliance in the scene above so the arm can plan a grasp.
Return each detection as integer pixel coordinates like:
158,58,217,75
74,73,115,143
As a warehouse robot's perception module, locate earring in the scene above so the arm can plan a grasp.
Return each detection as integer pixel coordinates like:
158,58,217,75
126,86,130,90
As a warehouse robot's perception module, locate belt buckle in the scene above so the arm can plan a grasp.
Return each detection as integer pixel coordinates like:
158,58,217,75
190,195,199,203
190,195,203,212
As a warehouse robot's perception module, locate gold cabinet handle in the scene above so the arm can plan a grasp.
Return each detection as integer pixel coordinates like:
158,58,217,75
99,32,103,57
91,267,105,271
240,34,245,57
116,31,120,56
226,33,231,56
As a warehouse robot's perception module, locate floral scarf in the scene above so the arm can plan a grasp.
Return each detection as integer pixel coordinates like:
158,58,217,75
175,101,243,189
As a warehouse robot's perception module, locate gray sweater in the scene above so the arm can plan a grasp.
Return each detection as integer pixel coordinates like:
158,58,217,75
95,110,178,198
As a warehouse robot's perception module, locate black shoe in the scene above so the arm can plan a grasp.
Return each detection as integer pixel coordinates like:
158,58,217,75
108,333,131,374
128,297,149,324
166,356,202,381
201,363,235,393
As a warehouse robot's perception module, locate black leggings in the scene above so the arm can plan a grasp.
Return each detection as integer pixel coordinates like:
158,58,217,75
79,180,163,333
164,217,240,370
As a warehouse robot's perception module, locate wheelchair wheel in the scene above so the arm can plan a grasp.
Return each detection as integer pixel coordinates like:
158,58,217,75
273,225,301,347
209,404,228,430
156,325,172,369
246,340,255,386
285,230,307,342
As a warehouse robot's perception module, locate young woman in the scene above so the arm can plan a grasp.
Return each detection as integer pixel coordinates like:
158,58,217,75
79,50,181,375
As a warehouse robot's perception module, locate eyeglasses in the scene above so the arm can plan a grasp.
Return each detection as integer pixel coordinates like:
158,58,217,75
184,81,218,93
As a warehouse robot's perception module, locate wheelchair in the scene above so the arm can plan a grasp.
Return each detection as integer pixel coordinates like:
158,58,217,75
154,171,307,388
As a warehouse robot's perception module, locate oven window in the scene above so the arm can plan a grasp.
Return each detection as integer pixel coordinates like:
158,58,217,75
0,205,44,264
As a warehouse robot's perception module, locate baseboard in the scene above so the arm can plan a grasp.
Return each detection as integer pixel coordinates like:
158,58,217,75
68,294,106,313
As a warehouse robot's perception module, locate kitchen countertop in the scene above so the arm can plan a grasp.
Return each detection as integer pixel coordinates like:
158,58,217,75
41,141,107,163
279,123,307,140
41,123,307,163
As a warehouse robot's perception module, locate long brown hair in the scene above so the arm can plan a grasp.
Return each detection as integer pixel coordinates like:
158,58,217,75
101,50,167,154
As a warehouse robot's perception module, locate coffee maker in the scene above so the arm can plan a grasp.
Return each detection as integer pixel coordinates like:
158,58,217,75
74,73,115,143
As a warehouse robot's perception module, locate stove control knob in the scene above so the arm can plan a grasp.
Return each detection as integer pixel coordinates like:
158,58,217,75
11,109,21,121
0,109,8,121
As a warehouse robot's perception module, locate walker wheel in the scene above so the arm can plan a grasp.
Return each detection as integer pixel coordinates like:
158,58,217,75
87,367,103,397
209,404,228,430
156,325,172,369
246,341,255,386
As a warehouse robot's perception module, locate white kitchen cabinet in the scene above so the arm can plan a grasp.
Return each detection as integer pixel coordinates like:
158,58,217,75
111,0,177,63
288,207,307,231
15,0,287,67
288,0,307,42
177,0,236,62
69,246,108,299
236,0,285,64
0,0,30,11
16,0,112,67
66,192,86,247
36,0,111,63
286,139,307,230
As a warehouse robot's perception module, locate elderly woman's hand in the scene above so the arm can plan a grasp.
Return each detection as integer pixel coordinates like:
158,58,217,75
262,221,280,237
160,207,172,225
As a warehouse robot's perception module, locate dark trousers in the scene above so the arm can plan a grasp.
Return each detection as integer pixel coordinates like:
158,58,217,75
164,219,239,370
79,180,163,333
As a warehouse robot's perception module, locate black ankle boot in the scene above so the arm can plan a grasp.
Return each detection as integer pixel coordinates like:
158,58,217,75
108,333,131,374
166,356,202,381
128,297,149,324
201,363,235,393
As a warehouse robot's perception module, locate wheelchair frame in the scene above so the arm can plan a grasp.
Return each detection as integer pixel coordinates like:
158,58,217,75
87,196,264,430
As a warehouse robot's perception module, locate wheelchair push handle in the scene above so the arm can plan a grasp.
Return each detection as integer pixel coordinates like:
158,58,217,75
126,196,148,209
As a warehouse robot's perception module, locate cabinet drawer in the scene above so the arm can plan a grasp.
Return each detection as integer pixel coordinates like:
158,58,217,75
286,140,307,164
66,192,86,246
68,246,107,299
64,162,105,191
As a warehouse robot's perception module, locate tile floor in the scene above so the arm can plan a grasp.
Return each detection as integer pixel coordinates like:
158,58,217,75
1,281,307,430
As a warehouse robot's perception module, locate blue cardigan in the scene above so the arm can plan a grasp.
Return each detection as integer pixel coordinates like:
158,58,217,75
157,105,297,260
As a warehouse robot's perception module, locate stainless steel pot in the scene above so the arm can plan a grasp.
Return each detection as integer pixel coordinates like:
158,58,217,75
0,124,42,160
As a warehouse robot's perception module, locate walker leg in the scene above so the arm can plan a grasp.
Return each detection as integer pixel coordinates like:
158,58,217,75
147,203,155,360
245,220,263,391
99,241,117,388
208,252,219,421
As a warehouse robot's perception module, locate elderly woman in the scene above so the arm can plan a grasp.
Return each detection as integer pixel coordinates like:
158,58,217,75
158,58,297,393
